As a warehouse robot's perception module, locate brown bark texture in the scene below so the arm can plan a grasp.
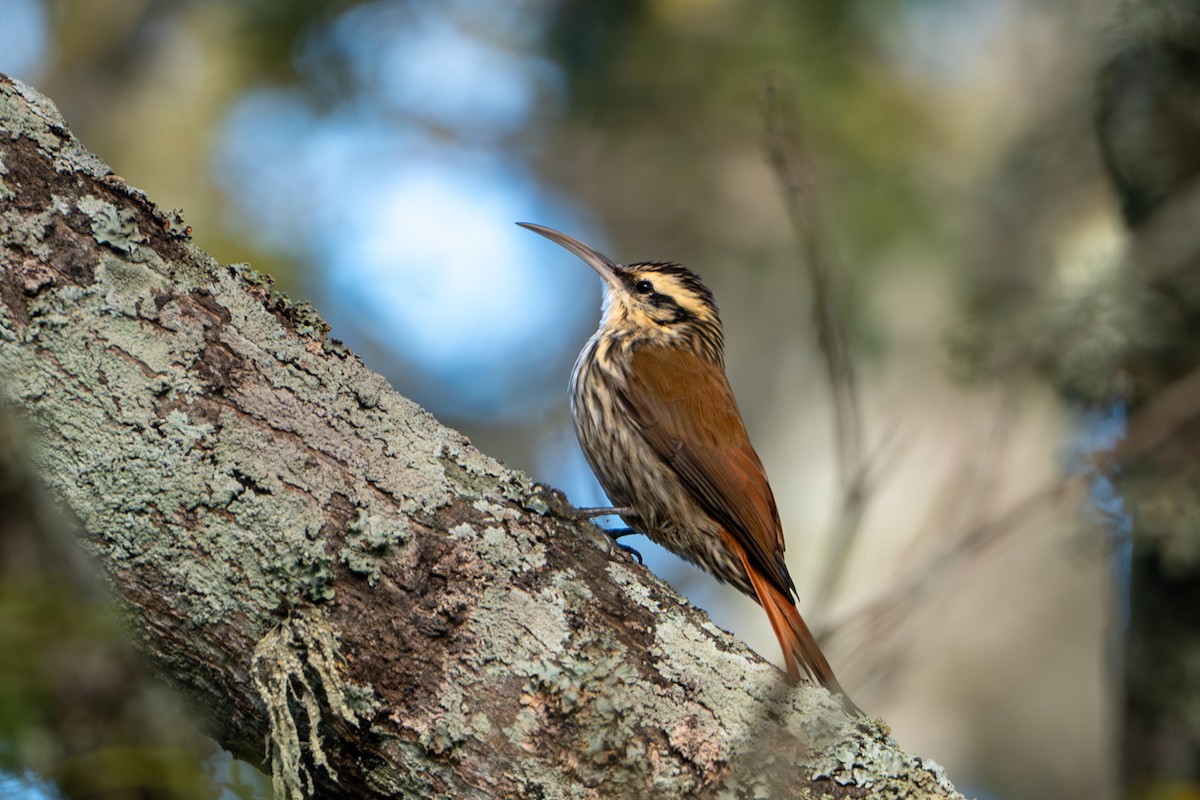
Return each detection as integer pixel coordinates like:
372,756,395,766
0,74,962,800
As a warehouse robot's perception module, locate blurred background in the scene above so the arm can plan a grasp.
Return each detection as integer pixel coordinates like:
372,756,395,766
0,0,1136,798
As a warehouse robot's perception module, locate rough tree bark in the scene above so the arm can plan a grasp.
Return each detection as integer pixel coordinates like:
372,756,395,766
0,392,219,799
0,74,961,799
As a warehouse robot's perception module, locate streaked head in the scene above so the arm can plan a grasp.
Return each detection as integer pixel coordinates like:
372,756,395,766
518,222,723,359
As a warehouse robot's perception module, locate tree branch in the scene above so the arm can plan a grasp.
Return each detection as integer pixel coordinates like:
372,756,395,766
0,73,961,799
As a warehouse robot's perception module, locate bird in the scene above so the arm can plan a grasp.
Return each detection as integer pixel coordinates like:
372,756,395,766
518,222,861,715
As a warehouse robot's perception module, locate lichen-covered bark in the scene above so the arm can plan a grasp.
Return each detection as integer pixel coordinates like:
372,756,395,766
0,405,218,800
0,73,962,799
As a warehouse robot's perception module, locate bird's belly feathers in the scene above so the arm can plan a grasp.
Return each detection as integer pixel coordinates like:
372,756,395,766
571,356,750,593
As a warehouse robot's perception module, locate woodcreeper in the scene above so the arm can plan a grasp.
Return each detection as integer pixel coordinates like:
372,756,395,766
520,222,860,715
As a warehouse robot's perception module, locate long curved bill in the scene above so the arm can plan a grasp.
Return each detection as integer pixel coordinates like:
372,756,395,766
517,222,623,290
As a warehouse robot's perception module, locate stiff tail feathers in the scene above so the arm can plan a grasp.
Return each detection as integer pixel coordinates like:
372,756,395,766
735,541,864,717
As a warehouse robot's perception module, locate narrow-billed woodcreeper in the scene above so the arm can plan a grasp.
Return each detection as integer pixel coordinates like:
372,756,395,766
519,222,860,714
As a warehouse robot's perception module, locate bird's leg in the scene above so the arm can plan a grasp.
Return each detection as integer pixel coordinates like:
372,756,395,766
569,507,644,564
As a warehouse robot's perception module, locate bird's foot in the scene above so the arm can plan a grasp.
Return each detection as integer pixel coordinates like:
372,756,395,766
599,526,643,564
565,507,643,563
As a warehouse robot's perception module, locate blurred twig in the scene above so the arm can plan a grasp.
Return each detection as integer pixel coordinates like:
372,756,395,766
827,467,1082,698
763,79,869,617
820,392,1085,701
1109,363,1200,469
900,394,1019,574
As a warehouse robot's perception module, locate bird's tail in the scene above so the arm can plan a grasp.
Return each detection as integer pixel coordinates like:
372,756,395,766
735,542,864,717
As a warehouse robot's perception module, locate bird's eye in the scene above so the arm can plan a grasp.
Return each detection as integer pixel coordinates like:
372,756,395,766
634,279,653,294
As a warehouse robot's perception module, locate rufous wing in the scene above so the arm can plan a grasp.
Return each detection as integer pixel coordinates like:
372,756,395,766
623,345,862,713
622,344,792,598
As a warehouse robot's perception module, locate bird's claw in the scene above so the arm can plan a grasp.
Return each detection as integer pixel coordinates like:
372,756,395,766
601,526,643,564
615,541,644,564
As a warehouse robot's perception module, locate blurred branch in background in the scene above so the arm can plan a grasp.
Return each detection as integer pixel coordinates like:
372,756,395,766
1095,1,1200,791
763,79,872,622
830,463,1083,699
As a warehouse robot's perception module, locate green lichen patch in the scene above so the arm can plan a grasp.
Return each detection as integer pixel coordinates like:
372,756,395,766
808,720,962,799
252,610,372,800
222,263,338,346
504,707,541,749
468,523,547,574
228,261,275,290
527,648,653,789
95,251,170,301
479,584,570,686
277,297,331,341
407,673,492,756
264,542,336,604
322,336,350,356
437,448,502,500
606,561,663,614
498,473,558,516
0,196,64,264
339,507,415,585
77,194,144,254
162,208,192,239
